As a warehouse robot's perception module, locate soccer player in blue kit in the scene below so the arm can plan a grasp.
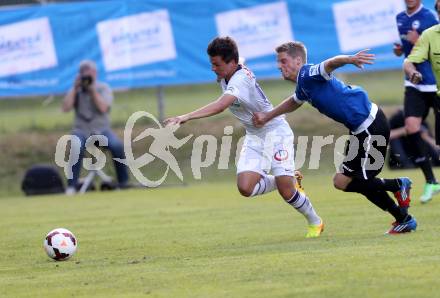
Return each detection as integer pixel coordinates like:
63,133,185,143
394,0,440,203
253,41,417,234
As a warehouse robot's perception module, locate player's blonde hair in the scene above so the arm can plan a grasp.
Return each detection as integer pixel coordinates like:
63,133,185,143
276,42,307,64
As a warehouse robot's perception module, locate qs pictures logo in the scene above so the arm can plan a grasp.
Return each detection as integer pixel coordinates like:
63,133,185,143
115,111,192,187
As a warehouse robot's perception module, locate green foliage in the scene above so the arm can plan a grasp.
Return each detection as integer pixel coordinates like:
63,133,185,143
0,174,439,297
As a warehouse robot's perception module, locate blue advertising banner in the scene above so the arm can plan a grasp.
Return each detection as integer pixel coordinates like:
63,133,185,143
0,0,436,97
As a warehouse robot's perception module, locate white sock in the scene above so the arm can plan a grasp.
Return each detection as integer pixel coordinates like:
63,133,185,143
287,190,321,225
250,174,277,197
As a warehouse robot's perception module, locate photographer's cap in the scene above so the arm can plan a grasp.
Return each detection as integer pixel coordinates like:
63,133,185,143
79,60,96,72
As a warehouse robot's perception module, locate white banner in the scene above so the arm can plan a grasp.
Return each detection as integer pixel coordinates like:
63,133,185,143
333,0,404,53
0,18,57,77
215,1,294,60
97,10,177,72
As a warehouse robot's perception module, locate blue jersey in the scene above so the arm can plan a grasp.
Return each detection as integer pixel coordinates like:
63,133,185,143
294,63,374,132
396,5,438,90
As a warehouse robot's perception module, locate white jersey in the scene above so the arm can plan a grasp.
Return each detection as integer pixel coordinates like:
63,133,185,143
221,65,289,136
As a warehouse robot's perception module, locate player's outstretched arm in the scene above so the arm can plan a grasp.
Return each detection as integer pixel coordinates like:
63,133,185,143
252,96,302,128
164,94,236,126
324,49,375,74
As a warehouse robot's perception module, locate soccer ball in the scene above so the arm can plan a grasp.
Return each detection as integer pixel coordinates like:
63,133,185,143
43,228,77,261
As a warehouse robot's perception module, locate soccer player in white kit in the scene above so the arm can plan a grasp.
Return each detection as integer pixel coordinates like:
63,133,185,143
165,36,323,238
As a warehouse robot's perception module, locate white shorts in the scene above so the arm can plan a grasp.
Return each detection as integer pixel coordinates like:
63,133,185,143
237,125,295,177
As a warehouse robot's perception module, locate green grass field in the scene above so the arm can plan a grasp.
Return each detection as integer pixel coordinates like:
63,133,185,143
1,170,440,298
1,69,439,297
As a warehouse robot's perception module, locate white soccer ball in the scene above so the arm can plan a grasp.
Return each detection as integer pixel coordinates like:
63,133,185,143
43,228,77,261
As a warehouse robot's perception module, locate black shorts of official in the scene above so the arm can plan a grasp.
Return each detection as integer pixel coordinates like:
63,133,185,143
341,108,389,180
404,87,440,145
404,86,437,119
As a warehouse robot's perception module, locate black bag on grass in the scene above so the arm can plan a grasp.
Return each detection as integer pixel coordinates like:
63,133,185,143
21,165,65,196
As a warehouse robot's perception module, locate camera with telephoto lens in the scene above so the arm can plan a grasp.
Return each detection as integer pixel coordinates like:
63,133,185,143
80,75,93,92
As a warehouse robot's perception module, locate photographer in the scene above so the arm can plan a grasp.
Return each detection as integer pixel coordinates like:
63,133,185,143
62,60,129,195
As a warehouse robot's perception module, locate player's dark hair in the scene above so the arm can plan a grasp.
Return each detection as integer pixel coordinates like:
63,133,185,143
207,36,239,64
435,0,440,12
276,41,307,63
